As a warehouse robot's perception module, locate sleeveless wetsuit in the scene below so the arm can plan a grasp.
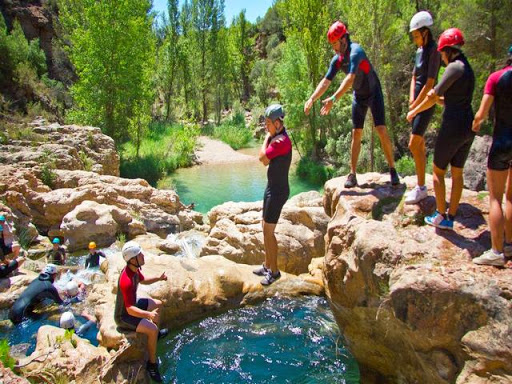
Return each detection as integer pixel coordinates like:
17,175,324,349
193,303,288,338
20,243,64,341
325,40,385,128
263,129,292,224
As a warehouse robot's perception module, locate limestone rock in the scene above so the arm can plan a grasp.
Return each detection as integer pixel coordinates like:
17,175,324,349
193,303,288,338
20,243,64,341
200,192,329,275
322,173,512,383
464,135,492,192
0,361,30,384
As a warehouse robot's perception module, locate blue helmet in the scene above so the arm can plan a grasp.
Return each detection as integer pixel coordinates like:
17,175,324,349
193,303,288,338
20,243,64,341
264,104,285,122
0,215,5,221
52,238,61,245
509,45,512,55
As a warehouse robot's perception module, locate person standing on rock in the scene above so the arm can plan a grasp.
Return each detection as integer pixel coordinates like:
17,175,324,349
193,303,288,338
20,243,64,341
114,241,169,383
404,11,441,205
407,28,475,231
84,241,105,269
47,237,66,265
0,214,21,259
471,46,512,267
304,21,400,189
253,104,292,286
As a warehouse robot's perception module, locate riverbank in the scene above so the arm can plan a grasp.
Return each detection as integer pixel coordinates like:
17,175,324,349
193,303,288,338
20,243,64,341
194,136,256,165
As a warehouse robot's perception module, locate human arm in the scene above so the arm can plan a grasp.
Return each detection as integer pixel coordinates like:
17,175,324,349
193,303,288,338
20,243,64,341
472,94,494,132
304,78,331,115
409,76,416,106
320,73,355,115
140,271,167,285
259,133,272,166
409,78,436,110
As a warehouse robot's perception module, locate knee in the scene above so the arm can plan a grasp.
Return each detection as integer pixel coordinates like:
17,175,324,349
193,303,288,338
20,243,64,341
408,137,423,153
375,125,387,136
154,299,162,308
352,129,363,141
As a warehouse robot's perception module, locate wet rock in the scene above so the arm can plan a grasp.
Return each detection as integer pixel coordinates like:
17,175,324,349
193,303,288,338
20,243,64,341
0,361,30,384
322,173,512,383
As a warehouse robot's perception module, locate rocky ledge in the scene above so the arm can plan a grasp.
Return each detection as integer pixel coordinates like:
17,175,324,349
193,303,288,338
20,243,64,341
322,172,512,384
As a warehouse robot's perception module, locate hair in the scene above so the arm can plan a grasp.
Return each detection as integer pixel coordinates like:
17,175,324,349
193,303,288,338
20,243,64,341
418,27,433,45
442,46,462,62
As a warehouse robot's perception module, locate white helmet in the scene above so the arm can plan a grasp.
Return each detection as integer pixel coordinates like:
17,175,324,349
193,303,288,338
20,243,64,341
60,311,75,330
410,11,433,32
44,264,58,275
65,281,79,297
122,241,141,262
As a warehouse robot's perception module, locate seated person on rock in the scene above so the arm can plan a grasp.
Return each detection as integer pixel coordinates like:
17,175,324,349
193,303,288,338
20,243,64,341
47,238,66,265
114,241,169,383
85,241,105,269
0,214,21,259
60,310,97,338
0,220,25,278
9,264,64,324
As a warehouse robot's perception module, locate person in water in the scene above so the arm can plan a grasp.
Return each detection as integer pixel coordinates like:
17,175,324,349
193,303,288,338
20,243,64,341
253,104,292,286
60,310,97,337
9,264,64,324
47,238,66,265
114,241,169,383
85,241,105,269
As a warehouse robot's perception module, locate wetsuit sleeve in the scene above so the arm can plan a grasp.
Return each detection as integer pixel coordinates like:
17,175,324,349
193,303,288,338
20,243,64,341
76,320,95,337
348,45,366,74
49,286,64,304
84,255,91,269
325,55,341,81
265,134,292,160
119,272,136,308
484,71,501,95
427,47,441,80
434,61,464,96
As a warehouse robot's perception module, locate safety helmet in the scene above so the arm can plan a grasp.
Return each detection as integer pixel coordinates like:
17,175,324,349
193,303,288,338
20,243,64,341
122,241,141,262
508,45,512,55
327,21,347,43
0,215,5,221
52,238,61,245
264,104,285,122
409,11,433,32
60,311,75,330
438,28,465,51
66,281,79,297
88,241,97,250
44,263,58,275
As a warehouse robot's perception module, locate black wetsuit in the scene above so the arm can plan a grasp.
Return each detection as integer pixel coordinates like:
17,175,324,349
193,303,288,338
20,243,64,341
9,273,63,324
47,246,66,265
411,39,441,136
433,53,475,170
85,250,105,269
0,259,18,278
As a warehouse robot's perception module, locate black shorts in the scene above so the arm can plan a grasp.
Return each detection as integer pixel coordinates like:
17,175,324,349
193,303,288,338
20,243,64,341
352,86,386,129
1,243,12,257
262,187,288,224
0,259,18,279
117,298,149,331
488,137,512,171
434,113,475,170
412,105,435,136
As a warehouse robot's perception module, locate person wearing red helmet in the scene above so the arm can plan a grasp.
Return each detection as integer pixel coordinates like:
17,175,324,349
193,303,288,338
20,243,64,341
304,21,399,188
407,28,475,231
405,11,441,205
471,46,512,266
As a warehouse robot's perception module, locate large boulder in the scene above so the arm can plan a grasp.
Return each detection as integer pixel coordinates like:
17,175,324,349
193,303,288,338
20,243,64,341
464,135,492,192
200,191,329,274
322,173,512,383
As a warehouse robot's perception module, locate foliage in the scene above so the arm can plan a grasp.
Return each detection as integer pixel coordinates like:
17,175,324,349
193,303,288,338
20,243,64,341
296,156,335,186
212,112,252,150
39,150,57,189
395,155,416,177
15,225,36,249
0,339,15,370
79,151,93,171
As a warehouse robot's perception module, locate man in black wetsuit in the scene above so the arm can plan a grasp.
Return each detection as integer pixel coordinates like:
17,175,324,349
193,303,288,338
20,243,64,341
47,238,66,265
9,264,64,324
253,104,292,286
85,241,105,269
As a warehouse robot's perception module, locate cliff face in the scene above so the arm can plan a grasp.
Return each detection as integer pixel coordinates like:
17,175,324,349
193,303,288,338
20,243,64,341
322,173,512,383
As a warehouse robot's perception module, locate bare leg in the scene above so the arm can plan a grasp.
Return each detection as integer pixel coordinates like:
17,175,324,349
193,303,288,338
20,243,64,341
350,129,363,174
447,166,464,217
433,165,447,214
147,298,162,327
375,125,395,168
487,168,508,252
504,168,512,244
409,134,426,187
262,221,278,272
136,319,159,363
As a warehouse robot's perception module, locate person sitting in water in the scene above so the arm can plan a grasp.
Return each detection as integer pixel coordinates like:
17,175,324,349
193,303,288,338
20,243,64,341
0,214,21,259
115,241,169,383
63,280,86,303
84,241,105,269
59,310,97,337
47,238,66,265
9,264,64,324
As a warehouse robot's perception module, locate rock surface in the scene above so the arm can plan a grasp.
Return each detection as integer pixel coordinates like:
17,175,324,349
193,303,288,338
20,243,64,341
200,191,329,274
322,173,512,383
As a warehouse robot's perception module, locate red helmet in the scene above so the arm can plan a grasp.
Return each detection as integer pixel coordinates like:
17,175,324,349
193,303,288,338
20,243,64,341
437,28,465,51
327,21,347,43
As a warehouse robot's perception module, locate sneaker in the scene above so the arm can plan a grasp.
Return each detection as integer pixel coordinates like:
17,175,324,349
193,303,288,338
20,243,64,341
472,249,505,267
344,173,358,188
261,270,281,286
252,264,269,276
146,361,163,383
390,168,400,186
424,211,453,230
504,244,512,259
404,185,428,205
158,328,169,340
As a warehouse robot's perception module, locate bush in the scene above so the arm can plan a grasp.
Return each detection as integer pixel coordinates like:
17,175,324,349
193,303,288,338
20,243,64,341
209,111,252,150
296,157,334,186
395,155,416,177
0,339,15,370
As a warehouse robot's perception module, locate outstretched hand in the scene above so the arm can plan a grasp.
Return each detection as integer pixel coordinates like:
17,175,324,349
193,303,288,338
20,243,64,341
320,98,333,116
304,98,313,115
159,272,167,281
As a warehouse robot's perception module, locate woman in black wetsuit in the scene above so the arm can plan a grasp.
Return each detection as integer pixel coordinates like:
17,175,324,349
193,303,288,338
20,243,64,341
407,28,475,231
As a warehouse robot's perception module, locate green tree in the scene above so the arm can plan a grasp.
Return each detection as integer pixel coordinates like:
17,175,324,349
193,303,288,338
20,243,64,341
59,0,156,143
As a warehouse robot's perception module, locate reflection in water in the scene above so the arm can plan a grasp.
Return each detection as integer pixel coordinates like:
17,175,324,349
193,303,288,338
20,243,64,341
158,296,360,383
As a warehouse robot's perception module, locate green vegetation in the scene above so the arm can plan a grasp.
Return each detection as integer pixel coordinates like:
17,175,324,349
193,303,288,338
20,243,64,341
39,150,57,189
296,157,335,186
120,122,199,186
209,111,252,150
0,339,15,370
395,155,416,177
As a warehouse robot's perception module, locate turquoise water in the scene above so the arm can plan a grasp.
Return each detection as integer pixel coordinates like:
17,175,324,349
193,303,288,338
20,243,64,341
159,148,321,214
158,296,360,383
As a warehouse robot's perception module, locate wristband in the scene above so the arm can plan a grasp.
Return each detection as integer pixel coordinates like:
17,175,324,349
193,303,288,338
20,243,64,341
329,95,336,103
